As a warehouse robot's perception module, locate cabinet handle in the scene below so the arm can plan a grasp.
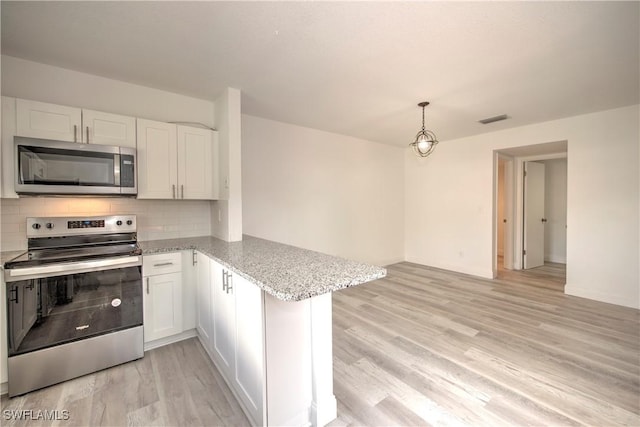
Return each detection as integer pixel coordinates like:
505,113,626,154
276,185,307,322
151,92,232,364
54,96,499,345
227,273,233,294
222,270,227,291
86,126,90,143
153,262,173,267
192,250,197,266
73,125,78,143
9,286,19,303
146,277,150,294
172,184,176,199
181,184,184,199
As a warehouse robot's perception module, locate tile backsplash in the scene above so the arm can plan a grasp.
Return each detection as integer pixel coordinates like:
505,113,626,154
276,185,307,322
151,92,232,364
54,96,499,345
0,197,212,251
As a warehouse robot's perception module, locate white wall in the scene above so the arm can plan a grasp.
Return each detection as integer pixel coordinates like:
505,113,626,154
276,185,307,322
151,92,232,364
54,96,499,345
0,56,219,246
406,105,639,309
242,115,404,266
1,55,215,126
542,158,567,263
212,87,243,242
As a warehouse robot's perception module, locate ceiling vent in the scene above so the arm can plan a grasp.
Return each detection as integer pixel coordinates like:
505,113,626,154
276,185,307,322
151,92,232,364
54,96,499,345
479,114,509,125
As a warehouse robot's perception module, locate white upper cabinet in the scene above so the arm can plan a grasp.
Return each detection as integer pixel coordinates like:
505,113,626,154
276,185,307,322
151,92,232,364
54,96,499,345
137,119,178,199
16,99,136,147
177,126,218,200
137,118,218,200
16,99,81,142
82,109,136,148
2,97,18,198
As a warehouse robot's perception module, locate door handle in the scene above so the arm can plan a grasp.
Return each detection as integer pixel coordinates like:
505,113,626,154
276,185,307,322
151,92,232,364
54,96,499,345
172,184,176,199
146,277,150,294
73,125,78,143
86,126,90,143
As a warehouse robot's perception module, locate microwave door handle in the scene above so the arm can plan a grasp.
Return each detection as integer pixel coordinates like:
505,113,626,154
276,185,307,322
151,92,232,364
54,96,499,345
114,154,121,186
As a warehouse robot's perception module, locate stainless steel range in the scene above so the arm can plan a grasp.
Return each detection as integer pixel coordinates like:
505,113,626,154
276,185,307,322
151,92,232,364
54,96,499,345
4,215,143,397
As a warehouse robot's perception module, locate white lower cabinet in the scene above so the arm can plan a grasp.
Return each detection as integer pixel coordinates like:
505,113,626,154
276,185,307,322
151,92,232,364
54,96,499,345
142,253,183,343
232,273,265,424
211,260,236,375
196,251,213,350
194,251,334,427
195,252,265,426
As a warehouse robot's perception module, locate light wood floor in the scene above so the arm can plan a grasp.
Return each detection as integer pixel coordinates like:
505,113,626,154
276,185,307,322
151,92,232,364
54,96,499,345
2,261,638,426
328,262,639,426
0,338,250,426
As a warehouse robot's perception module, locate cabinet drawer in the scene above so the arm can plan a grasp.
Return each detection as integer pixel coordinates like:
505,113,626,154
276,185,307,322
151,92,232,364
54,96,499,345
143,253,182,276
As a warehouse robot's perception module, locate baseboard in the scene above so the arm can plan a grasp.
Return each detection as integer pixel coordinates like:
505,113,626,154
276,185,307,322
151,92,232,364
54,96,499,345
565,284,639,309
404,257,494,279
143,329,197,352
380,257,405,267
544,254,566,263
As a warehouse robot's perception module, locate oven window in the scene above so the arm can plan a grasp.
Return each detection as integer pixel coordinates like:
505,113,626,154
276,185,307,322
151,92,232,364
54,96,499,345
6,266,142,356
18,145,115,187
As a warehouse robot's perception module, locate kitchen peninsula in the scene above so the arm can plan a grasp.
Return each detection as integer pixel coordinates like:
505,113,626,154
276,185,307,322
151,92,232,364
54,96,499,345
139,235,386,427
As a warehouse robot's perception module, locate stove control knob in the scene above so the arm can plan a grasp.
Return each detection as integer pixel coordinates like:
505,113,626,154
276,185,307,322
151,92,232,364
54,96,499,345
32,223,41,230
126,220,133,226
45,223,54,229
116,220,123,226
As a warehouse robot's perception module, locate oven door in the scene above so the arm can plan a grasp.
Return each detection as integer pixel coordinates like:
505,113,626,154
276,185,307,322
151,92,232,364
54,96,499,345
5,256,142,357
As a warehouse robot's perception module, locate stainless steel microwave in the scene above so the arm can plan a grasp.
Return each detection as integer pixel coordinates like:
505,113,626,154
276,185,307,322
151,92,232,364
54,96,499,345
14,136,137,196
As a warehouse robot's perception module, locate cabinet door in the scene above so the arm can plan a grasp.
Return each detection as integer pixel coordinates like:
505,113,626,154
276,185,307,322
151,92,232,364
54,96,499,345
1,96,18,198
82,109,136,148
196,251,212,349
211,260,235,375
16,99,82,142
143,272,183,342
136,119,177,199
177,126,214,200
234,275,265,424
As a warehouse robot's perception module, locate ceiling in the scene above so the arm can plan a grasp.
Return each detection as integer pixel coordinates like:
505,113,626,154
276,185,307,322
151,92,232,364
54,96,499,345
2,1,638,147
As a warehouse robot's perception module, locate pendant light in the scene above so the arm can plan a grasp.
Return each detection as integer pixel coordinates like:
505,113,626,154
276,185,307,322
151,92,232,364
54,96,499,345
409,101,438,157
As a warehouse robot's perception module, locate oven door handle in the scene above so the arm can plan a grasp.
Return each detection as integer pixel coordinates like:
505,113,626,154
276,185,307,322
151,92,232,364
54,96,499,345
4,256,142,282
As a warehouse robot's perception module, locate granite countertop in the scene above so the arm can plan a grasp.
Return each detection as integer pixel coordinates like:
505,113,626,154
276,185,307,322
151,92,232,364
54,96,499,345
139,235,387,302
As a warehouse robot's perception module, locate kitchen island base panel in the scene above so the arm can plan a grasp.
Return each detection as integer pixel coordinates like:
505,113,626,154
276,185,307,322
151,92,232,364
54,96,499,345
310,293,338,427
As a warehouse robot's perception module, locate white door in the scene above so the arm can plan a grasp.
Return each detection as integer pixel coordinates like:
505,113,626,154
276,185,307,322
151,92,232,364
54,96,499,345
82,109,136,147
211,260,235,376
177,126,214,199
234,275,264,423
16,99,82,142
196,251,212,350
137,119,177,199
524,161,546,269
143,272,183,342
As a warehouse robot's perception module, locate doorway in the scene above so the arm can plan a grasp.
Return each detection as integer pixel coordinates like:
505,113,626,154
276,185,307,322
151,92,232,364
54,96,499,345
493,142,568,290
